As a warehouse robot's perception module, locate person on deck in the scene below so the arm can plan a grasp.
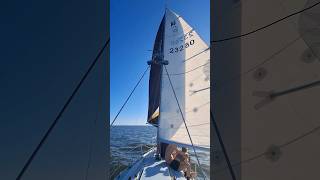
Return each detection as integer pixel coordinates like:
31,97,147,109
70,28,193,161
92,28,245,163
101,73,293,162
165,145,196,179
165,144,179,170
179,147,196,179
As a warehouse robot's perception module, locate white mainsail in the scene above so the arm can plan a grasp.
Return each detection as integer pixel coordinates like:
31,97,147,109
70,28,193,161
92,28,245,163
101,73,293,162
213,0,320,179
158,9,210,149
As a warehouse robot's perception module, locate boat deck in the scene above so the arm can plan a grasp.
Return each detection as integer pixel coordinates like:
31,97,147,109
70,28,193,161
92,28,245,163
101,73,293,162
115,148,185,180
140,158,185,180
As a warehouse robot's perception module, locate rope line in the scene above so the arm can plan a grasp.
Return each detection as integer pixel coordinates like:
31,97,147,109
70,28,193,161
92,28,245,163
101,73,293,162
164,65,207,179
15,39,109,180
110,65,150,127
211,111,237,180
211,1,320,43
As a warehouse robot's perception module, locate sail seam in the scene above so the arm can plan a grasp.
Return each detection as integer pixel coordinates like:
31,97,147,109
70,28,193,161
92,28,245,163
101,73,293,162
161,101,210,120
170,60,210,75
158,138,210,151
183,48,210,62
158,122,210,129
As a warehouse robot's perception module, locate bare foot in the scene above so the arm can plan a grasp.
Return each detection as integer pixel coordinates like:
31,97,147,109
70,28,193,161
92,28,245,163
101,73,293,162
190,172,197,178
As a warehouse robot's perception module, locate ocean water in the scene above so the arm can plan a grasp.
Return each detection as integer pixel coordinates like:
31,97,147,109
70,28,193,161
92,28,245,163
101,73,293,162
110,125,210,179
110,125,157,178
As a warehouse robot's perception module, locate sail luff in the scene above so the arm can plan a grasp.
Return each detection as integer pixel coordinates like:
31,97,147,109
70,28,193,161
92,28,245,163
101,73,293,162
147,16,166,126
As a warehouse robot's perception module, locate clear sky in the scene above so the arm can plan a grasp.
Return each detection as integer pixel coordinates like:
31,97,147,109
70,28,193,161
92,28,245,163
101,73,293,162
111,0,210,125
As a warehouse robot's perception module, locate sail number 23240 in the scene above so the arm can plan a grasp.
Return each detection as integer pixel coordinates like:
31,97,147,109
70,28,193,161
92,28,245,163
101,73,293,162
169,39,195,54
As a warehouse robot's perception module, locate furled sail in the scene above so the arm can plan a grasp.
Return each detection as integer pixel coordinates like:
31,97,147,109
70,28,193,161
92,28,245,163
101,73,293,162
213,0,320,179
147,17,165,126
154,9,210,149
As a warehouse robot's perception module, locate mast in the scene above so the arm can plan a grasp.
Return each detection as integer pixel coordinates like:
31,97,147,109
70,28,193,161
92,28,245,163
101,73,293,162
157,10,169,159
157,9,168,159
147,10,167,158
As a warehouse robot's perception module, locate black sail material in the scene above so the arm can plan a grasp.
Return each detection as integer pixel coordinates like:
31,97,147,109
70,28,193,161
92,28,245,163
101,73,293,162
147,16,165,125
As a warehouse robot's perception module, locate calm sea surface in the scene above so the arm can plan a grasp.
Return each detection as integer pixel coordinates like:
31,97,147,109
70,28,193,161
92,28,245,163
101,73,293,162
110,125,210,179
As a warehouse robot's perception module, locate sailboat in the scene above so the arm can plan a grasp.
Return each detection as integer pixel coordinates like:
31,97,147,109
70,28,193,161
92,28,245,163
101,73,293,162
114,9,210,180
212,0,320,179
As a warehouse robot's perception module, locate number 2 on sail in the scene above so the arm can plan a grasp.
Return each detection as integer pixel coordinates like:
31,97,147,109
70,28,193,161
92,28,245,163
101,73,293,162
169,39,195,54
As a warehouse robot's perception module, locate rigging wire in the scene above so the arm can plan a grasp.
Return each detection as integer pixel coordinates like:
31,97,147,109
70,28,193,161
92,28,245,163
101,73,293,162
210,111,237,180
163,65,207,180
211,1,320,43
110,65,150,127
110,63,152,178
15,39,109,180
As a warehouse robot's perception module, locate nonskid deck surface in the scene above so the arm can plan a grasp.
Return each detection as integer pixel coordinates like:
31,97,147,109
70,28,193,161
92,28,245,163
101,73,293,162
116,148,185,180
140,157,185,180
140,159,170,180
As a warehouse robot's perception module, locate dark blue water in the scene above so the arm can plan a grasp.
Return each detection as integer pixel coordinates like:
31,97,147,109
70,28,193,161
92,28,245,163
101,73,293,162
110,125,210,179
110,125,156,178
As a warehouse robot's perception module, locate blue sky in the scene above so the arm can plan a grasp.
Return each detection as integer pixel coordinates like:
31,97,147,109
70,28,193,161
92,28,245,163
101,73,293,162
111,0,210,125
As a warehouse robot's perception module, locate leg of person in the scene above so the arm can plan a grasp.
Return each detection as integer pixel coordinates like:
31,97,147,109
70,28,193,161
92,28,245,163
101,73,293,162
179,161,186,170
185,162,197,179
170,159,180,171
183,162,191,178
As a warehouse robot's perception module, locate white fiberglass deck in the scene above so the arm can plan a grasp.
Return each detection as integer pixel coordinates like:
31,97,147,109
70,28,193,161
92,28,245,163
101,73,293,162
115,148,185,180
140,159,185,180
